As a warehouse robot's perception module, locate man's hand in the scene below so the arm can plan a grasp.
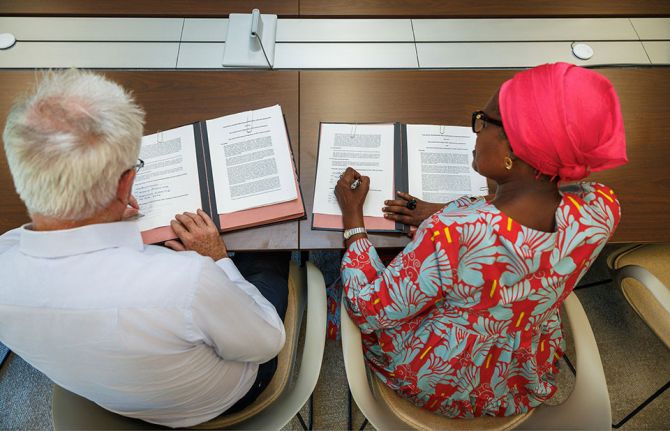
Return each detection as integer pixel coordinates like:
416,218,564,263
383,191,444,227
165,209,228,261
122,195,140,220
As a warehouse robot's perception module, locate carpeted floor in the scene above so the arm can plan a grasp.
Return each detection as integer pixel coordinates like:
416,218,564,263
1,247,669,430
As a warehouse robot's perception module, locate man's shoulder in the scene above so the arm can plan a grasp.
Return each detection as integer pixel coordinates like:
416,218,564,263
0,227,22,255
121,246,214,284
91,246,219,309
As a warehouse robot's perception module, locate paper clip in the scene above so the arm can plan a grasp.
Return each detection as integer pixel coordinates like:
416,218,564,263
349,124,357,139
156,131,165,144
439,125,447,135
246,111,254,134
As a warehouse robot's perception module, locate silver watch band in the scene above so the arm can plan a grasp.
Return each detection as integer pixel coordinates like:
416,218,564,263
343,227,367,240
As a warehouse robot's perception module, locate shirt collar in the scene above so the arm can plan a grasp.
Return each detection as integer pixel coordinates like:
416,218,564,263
19,221,144,258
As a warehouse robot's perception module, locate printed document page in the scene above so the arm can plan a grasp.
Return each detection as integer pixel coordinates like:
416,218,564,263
406,125,488,202
206,105,297,213
313,123,395,217
134,125,203,232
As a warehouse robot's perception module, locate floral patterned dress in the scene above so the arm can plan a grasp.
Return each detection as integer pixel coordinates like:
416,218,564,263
341,182,620,417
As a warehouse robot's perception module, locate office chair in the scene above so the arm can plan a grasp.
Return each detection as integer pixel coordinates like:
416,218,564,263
342,292,611,430
608,243,670,429
52,261,327,431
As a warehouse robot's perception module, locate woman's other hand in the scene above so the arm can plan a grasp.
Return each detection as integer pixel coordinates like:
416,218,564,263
335,167,369,228
383,191,444,227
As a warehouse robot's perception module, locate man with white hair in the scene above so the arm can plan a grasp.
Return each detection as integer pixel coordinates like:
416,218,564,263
0,69,288,428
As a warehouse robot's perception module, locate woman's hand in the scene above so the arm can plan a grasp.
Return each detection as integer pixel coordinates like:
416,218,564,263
165,209,228,261
335,167,370,229
383,191,444,227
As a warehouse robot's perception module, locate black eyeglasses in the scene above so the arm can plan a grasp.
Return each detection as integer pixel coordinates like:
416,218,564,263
132,159,144,174
472,111,504,134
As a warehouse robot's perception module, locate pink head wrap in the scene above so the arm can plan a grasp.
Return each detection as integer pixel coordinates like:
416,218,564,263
499,62,627,181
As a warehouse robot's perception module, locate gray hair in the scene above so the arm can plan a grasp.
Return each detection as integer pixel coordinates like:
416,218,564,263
3,69,145,220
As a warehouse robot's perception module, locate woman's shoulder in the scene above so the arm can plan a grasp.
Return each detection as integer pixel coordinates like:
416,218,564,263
560,182,620,214
558,181,621,233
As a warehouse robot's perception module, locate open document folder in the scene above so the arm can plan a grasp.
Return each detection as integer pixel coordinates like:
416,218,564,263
133,105,304,244
312,122,488,232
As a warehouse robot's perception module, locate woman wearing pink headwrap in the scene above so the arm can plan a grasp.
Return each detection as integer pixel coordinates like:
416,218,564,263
336,63,627,417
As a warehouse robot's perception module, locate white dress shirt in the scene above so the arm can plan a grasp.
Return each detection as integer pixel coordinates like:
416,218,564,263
0,221,286,428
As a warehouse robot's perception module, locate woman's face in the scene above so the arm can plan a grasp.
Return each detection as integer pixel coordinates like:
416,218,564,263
472,90,512,181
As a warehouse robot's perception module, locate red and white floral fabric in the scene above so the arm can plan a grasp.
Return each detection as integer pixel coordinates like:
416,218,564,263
341,182,620,417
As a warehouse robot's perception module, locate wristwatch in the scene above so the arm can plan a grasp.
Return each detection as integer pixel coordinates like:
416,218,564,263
343,227,367,240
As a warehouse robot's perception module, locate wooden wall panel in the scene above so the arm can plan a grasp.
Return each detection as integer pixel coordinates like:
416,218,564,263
299,0,670,17
0,0,299,17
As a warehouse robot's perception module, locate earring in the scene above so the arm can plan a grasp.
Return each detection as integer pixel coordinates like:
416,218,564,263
504,156,513,170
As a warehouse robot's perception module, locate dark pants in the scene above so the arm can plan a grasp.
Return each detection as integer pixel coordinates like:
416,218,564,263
223,251,290,415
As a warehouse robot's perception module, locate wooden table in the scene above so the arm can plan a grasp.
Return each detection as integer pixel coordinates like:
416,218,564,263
299,69,670,248
2,0,668,17
0,71,300,250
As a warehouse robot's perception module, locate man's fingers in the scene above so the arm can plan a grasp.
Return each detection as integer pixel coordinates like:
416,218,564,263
170,219,191,241
175,213,197,231
164,240,186,251
197,209,217,230
128,195,140,209
183,211,205,228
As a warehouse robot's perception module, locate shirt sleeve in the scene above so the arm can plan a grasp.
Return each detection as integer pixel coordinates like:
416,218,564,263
341,219,457,334
190,257,286,363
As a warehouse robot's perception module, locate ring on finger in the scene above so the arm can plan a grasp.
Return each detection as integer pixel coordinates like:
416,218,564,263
406,199,417,210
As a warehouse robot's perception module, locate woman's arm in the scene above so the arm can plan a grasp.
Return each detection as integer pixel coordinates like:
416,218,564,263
341,222,455,333
335,167,457,334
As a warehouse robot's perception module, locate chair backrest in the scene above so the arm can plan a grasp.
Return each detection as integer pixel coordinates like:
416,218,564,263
194,261,303,428
609,243,670,349
370,371,531,431
342,292,611,431
340,297,531,430
53,261,315,431
517,293,611,430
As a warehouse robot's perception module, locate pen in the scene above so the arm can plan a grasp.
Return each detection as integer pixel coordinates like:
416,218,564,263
126,212,145,221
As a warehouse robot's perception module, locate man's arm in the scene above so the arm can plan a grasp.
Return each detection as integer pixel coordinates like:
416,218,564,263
190,257,286,363
165,209,285,363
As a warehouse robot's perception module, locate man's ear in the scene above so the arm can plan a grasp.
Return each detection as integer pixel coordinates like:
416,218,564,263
117,169,136,204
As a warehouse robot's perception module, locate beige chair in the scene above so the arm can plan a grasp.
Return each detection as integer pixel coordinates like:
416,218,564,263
608,243,670,428
341,292,611,430
52,261,327,431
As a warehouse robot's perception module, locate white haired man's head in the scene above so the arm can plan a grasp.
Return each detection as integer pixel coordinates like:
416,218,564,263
3,69,145,220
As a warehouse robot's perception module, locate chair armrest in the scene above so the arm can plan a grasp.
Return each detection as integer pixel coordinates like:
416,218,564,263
236,261,327,431
616,264,670,315
341,296,408,430
519,293,611,430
